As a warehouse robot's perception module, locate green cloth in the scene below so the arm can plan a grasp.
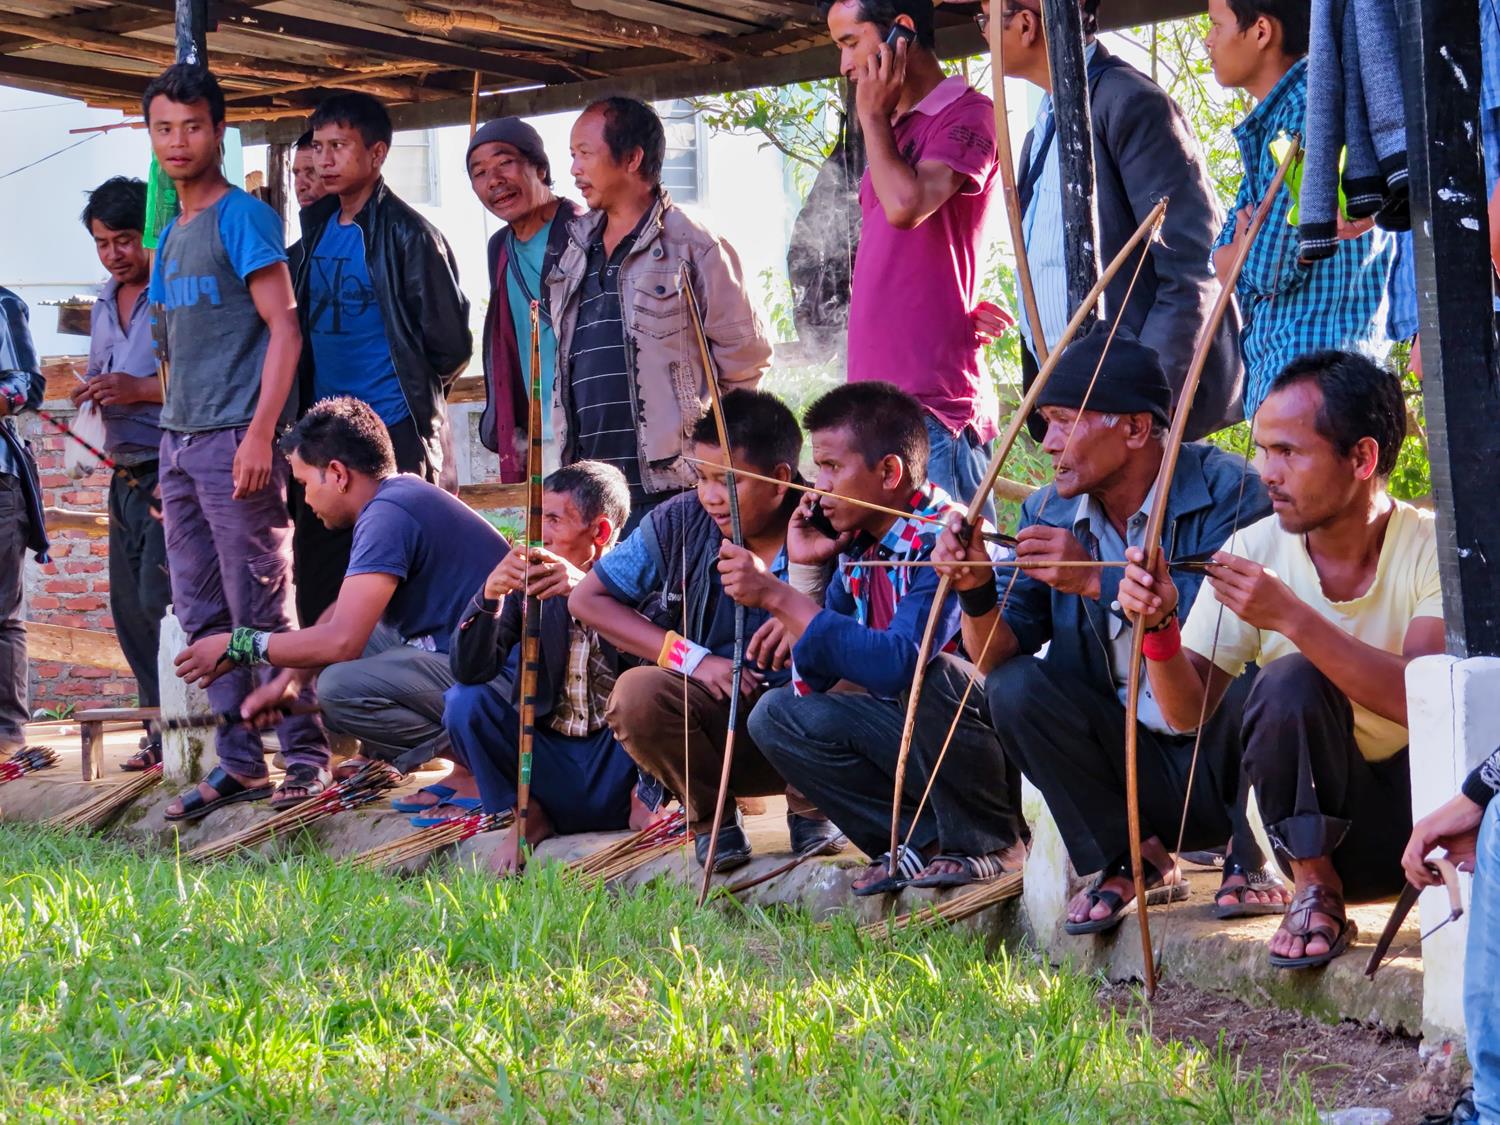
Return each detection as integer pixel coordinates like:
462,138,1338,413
144,155,179,251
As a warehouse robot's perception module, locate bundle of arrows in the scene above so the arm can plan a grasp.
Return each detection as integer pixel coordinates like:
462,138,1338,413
349,808,515,871
0,745,58,783
185,760,401,862
847,872,1025,940
43,763,163,831
570,808,687,886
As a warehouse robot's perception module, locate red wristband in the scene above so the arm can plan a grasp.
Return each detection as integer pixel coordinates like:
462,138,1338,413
1141,615,1182,662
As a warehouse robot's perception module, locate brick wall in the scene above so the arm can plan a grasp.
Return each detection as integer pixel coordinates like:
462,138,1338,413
21,409,139,714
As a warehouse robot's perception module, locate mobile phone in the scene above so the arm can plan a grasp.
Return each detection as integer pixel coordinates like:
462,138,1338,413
884,22,916,49
804,500,840,540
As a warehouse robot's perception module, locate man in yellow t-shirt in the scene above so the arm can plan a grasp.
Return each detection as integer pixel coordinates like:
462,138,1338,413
1121,350,1444,971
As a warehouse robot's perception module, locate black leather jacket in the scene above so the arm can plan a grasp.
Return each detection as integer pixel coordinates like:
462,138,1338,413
293,180,472,470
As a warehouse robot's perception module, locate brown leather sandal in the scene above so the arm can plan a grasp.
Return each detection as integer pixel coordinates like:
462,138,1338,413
1268,883,1358,969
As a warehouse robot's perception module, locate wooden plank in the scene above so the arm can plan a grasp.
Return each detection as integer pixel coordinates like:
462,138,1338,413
458,481,528,510
27,622,132,675
119,0,580,84
248,21,986,142
0,53,151,100
45,508,110,536
446,374,485,405
73,706,160,721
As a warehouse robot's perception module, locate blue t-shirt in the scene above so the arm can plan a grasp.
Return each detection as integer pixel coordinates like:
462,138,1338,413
148,188,290,432
594,513,791,684
345,475,509,652
306,219,408,426
504,218,557,439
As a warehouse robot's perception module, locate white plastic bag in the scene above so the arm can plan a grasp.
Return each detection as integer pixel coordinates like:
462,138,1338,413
64,398,108,479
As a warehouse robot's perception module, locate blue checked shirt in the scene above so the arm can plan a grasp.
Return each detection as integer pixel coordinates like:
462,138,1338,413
1214,59,1396,417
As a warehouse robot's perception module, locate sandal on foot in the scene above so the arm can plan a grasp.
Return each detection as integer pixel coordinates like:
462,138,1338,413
1268,884,1358,970
121,743,162,772
270,764,326,810
852,845,925,897
1214,860,1290,919
164,765,273,822
1065,854,1189,936
390,784,457,813
332,757,371,782
909,850,1018,889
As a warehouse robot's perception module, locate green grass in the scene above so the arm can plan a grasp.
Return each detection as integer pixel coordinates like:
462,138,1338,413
0,826,1314,1122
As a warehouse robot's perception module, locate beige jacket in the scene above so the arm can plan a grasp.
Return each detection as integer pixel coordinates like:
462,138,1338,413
548,191,771,495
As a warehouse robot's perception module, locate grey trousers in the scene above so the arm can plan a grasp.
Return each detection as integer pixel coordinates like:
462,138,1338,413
108,469,171,718
749,653,1025,861
316,630,455,774
0,473,28,747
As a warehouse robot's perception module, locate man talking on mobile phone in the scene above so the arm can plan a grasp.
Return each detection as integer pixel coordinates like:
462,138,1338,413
820,0,1014,525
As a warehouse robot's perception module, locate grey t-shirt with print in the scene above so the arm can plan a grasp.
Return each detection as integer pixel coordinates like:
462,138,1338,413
149,187,290,434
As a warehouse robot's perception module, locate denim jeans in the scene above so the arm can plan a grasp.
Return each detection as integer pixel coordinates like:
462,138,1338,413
1466,799,1500,1122
923,414,995,527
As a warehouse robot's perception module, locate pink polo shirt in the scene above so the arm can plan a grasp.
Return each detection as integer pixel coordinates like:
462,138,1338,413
847,76,998,440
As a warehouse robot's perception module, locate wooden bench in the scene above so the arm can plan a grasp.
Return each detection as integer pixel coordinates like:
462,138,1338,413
72,707,159,781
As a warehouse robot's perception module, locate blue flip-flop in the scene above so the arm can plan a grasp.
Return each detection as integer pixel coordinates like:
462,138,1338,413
409,797,483,827
390,784,456,813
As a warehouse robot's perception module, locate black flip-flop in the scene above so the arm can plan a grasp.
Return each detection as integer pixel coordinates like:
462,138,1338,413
1268,884,1359,969
164,765,273,822
852,845,924,897
1214,860,1290,919
1065,855,1189,936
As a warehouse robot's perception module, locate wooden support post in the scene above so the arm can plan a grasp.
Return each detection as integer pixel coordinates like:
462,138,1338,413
175,0,207,66
1398,0,1500,654
80,720,103,781
266,141,289,230
1041,0,1101,321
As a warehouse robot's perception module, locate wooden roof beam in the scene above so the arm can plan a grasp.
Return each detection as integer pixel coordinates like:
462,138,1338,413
406,2,739,62
117,0,583,84
0,13,451,101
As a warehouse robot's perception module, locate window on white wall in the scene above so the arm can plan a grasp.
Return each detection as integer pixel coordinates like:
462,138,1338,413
384,129,439,205
658,100,704,204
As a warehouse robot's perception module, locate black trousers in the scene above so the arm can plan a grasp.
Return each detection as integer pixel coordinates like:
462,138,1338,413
749,653,1026,861
108,467,171,720
290,414,431,625
986,654,1262,877
1241,654,1410,902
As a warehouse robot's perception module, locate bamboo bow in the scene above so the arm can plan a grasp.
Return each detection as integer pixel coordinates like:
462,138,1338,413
678,263,747,906
1122,137,1299,997
886,198,1169,875
514,300,545,864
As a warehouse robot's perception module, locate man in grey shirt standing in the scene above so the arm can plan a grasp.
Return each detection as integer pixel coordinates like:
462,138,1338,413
74,176,172,769
0,287,48,756
145,63,329,820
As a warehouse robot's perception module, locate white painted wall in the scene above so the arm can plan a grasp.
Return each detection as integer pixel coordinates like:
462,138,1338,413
0,87,246,358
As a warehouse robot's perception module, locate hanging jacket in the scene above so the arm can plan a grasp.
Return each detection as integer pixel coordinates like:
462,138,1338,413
0,288,48,563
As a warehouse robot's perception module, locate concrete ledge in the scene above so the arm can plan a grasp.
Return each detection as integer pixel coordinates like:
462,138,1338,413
3,728,1420,1035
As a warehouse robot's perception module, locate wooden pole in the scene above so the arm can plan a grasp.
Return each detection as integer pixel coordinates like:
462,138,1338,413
266,142,290,230
1040,0,1101,320
175,0,208,66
